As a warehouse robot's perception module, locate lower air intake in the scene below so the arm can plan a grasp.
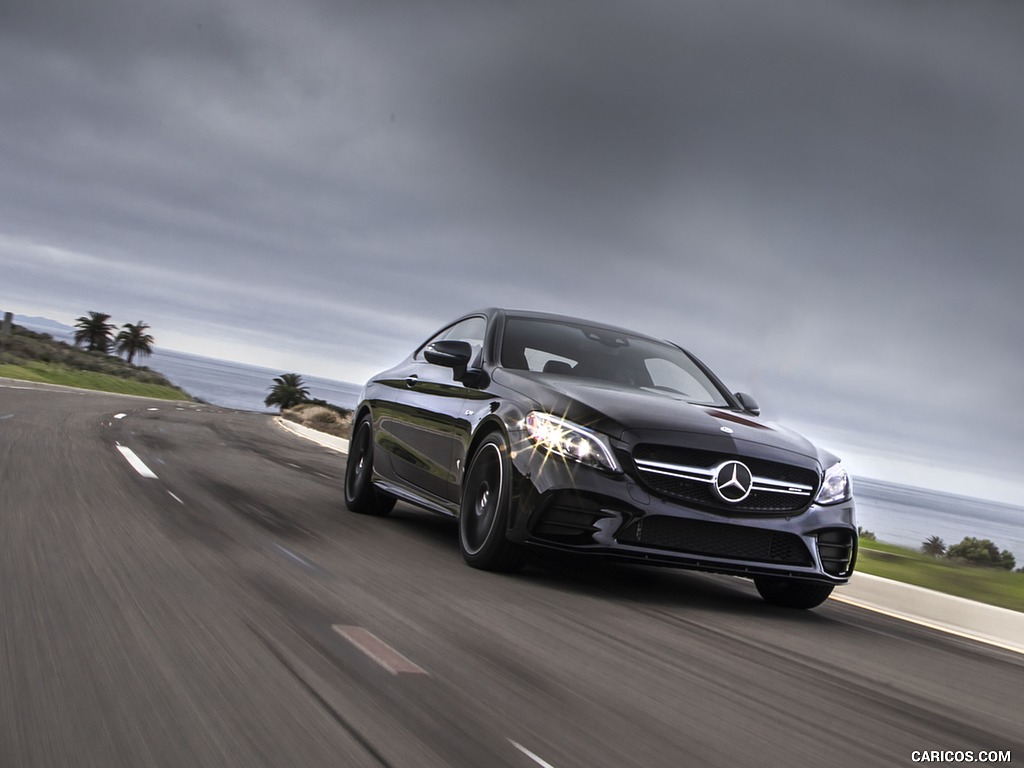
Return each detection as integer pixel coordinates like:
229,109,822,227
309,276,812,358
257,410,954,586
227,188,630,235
817,529,856,576
617,516,813,566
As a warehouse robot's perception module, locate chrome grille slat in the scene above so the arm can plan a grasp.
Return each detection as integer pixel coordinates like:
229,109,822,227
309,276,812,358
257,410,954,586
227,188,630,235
634,458,813,496
632,445,820,513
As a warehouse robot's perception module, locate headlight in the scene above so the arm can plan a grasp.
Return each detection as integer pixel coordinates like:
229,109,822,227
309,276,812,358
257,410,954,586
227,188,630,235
816,462,851,505
524,412,622,473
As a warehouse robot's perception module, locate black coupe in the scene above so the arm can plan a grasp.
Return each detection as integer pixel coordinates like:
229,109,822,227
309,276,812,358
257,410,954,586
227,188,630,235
345,309,857,609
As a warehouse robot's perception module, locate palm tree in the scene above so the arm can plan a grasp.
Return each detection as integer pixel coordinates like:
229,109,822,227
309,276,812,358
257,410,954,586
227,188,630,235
265,373,310,411
115,321,155,365
920,535,946,558
74,311,115,352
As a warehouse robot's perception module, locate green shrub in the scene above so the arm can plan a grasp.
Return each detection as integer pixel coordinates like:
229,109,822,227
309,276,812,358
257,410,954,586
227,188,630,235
946,537,1016,570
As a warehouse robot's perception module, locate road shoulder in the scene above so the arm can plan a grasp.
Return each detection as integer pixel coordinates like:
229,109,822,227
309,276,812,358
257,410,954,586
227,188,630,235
273,415,349,454
834,572,1024,654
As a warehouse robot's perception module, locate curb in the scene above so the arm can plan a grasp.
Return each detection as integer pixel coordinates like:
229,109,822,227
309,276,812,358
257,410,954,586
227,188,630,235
273,416,349,454
833,572,1024,654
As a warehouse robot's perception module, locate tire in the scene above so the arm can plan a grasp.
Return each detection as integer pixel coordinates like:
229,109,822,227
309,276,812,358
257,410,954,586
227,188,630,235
459,433,525,572
344,415,396,516
754,577,834,609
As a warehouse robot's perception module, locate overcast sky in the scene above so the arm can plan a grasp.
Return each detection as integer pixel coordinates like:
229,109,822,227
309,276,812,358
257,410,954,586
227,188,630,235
2,0,1022,502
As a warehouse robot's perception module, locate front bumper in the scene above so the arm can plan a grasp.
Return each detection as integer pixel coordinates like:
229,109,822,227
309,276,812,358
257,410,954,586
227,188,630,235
505,437,857,584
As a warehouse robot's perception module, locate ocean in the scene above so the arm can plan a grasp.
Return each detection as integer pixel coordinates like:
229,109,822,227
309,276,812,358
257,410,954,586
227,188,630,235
146,347,362,413
13,318,1024,565
854,478,1024,566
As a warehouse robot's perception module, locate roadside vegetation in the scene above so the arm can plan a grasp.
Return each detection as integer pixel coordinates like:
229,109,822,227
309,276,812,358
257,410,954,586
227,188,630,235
264,373,311,410
931,536,1016,570
0,321,189,401
857,538,1023,613
280,402,354,438
266,372,353,438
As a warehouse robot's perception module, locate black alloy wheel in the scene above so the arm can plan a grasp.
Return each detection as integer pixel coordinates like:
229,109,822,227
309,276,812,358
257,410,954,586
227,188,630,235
754,576,834,609
459,433,525,572
344,414,396,516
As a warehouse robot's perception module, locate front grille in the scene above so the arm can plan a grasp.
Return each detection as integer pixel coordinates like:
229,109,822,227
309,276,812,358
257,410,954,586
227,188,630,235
631,444,819,514
617,516,813,566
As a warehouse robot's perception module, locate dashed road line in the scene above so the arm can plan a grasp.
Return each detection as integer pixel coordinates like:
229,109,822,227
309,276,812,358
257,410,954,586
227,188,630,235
1,413,13,420
115,444,158,479
167,491,184,504
271,542,316,570
114,413,127,420
509,740,559,768
332,626,429,676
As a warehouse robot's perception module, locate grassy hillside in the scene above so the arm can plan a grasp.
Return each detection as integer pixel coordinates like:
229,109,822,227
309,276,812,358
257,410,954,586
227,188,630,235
857,540,1023,613
0,324,191,401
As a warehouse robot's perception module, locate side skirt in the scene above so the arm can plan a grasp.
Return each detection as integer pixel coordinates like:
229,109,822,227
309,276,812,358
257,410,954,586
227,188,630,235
374,479,460,518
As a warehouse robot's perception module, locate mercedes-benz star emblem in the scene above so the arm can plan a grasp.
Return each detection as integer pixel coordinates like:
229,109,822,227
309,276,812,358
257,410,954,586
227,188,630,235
713,461,753,503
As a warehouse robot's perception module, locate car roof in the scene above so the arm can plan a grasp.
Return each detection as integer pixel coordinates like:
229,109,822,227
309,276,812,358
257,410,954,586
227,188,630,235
470,307,669,345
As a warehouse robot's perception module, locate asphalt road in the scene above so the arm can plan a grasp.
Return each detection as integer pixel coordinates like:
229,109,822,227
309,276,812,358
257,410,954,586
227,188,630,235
2,382,1022,768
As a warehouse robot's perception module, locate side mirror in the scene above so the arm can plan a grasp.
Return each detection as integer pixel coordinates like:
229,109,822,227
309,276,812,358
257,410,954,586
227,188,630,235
424,340,473,378
734,392,760,416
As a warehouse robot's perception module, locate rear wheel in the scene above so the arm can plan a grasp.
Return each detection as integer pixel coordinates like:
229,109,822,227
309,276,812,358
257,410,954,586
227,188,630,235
459,433,525,572
344,414,395,516
754,577,834,609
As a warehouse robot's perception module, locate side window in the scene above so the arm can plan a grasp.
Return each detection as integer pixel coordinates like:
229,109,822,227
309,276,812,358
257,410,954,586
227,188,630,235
415,316,487,361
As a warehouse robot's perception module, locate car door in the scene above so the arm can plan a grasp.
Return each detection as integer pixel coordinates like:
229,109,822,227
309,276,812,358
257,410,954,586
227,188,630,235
390,316,486,503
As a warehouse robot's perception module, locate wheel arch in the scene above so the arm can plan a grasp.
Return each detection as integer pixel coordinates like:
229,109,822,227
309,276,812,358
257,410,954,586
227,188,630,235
464,415,511,478
457,414,526,572
353,402,373,427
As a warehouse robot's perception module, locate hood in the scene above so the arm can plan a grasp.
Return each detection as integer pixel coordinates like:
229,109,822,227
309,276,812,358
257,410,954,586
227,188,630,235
495,370,820,461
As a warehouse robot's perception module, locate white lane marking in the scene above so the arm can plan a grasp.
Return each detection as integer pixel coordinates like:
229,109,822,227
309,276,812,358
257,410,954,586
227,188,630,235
147,407,159,411
509,740,559,768
272,543,315,569
168,491,184,504
829,594,1024,655
1,413,13,420
114,413,127,419
115,445,158,479
332,626,429,676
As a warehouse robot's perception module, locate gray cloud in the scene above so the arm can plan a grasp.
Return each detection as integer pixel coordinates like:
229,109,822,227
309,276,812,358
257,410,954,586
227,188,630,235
2,0,1022,499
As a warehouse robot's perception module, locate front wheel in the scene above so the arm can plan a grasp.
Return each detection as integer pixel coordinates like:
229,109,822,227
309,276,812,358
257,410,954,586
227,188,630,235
459,433,525,572
754,577,834,609
344,414,395,516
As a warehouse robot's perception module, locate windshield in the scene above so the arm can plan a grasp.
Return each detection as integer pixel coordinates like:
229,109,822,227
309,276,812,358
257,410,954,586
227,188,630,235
500,316,730,407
